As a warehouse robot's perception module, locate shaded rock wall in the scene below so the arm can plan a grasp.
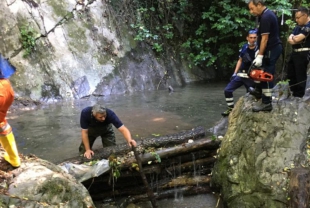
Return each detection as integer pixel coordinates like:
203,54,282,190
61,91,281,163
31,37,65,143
0,0,211,102
212,92,310,208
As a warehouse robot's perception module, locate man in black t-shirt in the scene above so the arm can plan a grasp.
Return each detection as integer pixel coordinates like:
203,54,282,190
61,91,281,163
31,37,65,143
248,0,283,112
79,104,137,159
287,7,310,98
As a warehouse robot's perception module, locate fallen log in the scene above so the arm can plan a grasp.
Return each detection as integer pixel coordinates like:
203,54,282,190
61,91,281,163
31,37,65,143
60,129,219,203
91,176,212,201
83,154,216,187
83,138,218,189
88,151,215,181
58,126,206,164
84,157,215,196
160,175,211,188
288,167,310,208
118,186,213,208
158,157,215,178
119,138,220,169
84,149,217,198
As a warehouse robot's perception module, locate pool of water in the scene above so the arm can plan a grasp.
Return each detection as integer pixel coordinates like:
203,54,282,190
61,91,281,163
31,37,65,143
7,81,245,208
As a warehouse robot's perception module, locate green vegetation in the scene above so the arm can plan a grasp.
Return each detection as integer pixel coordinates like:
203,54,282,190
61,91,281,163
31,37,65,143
39,179,72,201
146,147,161,163
150,151,161,163
0,199,4,207
128,0,309,69
20,25,37,57
277,79,290,85
108,154,121,180
84,160,99,166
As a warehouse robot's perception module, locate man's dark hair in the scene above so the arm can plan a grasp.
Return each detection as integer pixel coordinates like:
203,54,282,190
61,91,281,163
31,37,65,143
297,7,309,16
248,0,265,6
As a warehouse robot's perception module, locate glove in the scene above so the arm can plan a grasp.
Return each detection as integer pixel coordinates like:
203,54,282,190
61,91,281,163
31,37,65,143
230,73,237,81
253,55,263,67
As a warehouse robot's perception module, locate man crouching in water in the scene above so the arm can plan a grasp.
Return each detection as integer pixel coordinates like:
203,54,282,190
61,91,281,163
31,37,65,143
79,104,137,159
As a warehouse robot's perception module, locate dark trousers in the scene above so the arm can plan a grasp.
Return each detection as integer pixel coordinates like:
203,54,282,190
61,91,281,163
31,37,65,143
79,124,116,154
224,76,254,108
260,44,283,104
286,51,309,98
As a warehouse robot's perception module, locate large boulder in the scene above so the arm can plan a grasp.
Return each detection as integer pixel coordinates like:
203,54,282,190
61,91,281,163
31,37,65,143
0,149,95,208
211,91,310,208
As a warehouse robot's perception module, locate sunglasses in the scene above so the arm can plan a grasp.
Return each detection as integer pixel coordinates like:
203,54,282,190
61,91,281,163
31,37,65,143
249,30,257,34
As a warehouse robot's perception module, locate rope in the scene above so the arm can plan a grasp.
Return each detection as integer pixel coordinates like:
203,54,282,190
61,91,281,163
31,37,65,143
271,79,307,94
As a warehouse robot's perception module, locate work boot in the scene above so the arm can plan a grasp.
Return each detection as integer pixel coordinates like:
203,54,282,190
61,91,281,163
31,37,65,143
0,132,21,167
252,102,272,112
221,107,233,117
249,87,262,100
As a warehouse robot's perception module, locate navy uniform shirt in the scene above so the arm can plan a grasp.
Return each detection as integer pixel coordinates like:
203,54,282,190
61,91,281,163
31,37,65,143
239,43,257,72
257,8,281,51
80,107,123,129
291,21,310,49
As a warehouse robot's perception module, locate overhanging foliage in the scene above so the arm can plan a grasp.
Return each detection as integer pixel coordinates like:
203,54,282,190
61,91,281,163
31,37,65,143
127,0,309,70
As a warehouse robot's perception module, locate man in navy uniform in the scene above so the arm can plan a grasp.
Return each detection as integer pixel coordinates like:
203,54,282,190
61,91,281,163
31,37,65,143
222,29,258,116
79,104,137,159
248,0,283,112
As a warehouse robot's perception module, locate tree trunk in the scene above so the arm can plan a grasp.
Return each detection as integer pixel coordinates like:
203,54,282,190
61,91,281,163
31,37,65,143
83,151,215,181
160,175,211,188
120,138,220,169
85,157,215,197
59,126,206,164
288,167,310,208
118,186,213,207
59,126,220,204
92,180,213,202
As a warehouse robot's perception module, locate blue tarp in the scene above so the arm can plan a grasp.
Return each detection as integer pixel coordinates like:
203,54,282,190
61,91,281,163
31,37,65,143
0,54,16,79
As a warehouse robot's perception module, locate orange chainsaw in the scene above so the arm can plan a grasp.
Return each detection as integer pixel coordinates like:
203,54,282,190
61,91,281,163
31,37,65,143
248,66,273,82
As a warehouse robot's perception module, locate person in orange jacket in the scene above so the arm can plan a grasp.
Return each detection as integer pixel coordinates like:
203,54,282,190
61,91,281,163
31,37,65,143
0,54,21,167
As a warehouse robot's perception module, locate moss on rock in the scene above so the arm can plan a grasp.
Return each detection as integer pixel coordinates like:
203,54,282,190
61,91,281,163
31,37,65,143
38,179,72,202
47,0,70,17
66,20,89,53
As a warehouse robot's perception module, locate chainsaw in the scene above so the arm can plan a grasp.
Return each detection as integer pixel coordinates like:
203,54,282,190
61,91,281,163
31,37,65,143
247,65,273,82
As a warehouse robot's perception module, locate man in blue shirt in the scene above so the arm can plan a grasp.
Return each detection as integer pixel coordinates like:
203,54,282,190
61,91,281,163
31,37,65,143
248,0,283,112
79,104,137,159
287,7,310,98
222,29,258,117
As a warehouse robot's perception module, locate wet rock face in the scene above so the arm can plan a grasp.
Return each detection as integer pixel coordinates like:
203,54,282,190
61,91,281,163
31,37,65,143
93,42,178,96
71,75,90,99
0,1,204,102
211,93,310,208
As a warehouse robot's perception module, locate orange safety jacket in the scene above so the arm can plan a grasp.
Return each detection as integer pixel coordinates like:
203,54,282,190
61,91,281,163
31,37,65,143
0,79,14,135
